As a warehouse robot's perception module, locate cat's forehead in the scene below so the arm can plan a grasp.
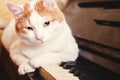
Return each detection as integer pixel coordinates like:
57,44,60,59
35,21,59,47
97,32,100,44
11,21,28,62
23,0,64,22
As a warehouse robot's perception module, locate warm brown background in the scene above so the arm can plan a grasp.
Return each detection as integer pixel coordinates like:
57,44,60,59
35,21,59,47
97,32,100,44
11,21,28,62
63,0,120,49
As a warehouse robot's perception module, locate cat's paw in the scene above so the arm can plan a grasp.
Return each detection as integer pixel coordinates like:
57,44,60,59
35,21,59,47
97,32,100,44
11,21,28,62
30,58,42,68
18,63,35,75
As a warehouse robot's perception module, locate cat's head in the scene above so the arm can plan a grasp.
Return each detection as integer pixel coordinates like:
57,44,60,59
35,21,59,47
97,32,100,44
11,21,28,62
7,0,65,45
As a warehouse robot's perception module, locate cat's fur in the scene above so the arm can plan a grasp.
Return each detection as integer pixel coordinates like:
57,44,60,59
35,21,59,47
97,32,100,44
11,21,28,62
1,0,79,75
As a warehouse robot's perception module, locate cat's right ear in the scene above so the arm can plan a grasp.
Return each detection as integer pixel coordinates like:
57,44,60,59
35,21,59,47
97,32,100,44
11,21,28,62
7,3,23,19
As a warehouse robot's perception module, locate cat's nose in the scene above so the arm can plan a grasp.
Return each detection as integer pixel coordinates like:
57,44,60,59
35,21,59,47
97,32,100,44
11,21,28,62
36,36,43,42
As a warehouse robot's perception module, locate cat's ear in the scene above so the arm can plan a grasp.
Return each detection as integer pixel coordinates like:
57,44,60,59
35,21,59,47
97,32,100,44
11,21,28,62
43,0,58,9
7,3,23,19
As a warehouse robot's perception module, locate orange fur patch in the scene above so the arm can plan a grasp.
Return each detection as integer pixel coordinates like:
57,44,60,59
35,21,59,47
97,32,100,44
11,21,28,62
16,3,31,33
15,0,64,33
35,0,64,22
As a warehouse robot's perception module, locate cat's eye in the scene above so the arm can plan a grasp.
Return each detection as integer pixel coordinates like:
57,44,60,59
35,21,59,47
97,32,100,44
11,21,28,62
44,21,50,27
26,27,33,30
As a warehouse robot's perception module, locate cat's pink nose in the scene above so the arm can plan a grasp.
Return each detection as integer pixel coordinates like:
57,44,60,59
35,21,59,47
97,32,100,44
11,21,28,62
36,37,43,42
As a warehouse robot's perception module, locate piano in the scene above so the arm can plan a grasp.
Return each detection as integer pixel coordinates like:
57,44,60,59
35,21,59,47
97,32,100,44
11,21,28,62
1,0,120,80
37,36,120,80
1,35,120,80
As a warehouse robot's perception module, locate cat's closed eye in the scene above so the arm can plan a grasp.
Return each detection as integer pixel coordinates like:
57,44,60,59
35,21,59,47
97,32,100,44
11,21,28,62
26,27,34,30
44,21,50,27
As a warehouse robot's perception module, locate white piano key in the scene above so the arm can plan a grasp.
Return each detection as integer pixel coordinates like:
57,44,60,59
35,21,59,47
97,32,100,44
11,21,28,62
39,65,79,80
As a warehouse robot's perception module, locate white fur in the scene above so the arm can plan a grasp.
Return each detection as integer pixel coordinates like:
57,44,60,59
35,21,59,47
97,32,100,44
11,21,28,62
1,0,79,75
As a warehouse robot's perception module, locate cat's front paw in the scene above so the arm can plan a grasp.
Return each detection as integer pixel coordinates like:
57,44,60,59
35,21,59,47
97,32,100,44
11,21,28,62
18,63,35,75
30,58,42,68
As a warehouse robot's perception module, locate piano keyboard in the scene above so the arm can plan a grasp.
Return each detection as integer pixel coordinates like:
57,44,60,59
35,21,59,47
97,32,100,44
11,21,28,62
39,65,79,80
38,56,120,80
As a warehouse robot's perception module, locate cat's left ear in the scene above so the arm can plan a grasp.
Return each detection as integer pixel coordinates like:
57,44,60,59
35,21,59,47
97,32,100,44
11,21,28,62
43,0,58,9
7,3,23,19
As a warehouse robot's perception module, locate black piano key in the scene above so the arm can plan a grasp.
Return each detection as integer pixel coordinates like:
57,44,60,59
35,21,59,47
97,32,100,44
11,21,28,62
63,61,76,69
69,67,76,73
59,62,66,67
60,57,120,80
73,70,81,76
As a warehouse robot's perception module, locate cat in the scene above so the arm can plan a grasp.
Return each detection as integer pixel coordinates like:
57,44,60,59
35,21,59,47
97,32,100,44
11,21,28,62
1,0,79,75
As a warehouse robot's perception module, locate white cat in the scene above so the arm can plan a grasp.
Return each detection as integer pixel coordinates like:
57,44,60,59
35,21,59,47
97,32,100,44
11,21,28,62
1,0,79,75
